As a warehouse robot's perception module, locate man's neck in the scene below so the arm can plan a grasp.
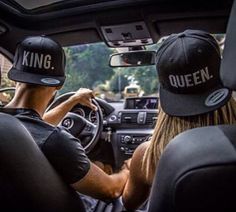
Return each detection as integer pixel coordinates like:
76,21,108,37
5,85,53,118
6,99,45,117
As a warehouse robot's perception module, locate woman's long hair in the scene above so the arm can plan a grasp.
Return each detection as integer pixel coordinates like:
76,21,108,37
142,97,236,182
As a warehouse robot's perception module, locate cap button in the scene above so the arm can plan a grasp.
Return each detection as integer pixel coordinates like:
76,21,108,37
178,33,186,38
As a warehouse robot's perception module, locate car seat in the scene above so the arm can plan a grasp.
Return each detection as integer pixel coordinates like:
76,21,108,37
0,112,85,212
148,126,236,212
148,1,236,211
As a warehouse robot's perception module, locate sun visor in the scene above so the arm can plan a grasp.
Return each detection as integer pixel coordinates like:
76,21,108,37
220,1,236,90
101,21,153,47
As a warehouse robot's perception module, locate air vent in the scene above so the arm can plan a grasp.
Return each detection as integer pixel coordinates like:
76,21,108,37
146,113,157,125
121,113,138,124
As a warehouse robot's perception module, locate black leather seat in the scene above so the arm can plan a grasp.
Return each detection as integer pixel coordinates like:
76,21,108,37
0,112,85,212
148,125,236,212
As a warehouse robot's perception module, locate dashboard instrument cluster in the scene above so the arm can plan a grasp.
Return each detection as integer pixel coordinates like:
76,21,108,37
71,105,105,124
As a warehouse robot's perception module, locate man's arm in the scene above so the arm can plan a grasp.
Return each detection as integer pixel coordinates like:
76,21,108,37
43,130,129,201
43,88,97,125
71,162,129,201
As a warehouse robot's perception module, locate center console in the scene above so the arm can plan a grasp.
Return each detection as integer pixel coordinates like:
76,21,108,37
109,97,158,168
119,134,149,155
112,129,153,167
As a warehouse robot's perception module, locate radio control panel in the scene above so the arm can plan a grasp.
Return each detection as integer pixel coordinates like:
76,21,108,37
118,134,150,155
112,129,153,167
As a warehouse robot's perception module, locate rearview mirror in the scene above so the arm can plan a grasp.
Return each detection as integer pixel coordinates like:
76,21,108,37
109,51,156,67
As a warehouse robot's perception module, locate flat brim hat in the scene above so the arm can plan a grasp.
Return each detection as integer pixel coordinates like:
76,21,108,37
8,36,66,87
8,70,65,86
157,30,231,117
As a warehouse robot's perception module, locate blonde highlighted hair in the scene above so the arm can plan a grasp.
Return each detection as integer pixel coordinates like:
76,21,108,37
142,98,236,182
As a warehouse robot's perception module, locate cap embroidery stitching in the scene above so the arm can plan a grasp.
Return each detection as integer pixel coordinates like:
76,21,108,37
22,51,53,70
168,67,213,88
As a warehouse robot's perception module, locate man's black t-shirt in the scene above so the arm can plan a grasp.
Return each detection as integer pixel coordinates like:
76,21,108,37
0,108,90,184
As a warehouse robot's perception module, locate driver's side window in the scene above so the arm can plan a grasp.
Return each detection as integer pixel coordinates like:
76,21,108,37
0,53,15,106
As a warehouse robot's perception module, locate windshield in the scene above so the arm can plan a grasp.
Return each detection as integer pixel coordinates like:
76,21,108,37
61,43,158,101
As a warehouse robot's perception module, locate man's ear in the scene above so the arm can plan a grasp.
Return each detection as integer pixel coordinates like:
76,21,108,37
56,85,62,90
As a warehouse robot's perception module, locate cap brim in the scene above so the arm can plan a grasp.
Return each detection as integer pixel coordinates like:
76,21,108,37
160,85,231,117
8,68,65,87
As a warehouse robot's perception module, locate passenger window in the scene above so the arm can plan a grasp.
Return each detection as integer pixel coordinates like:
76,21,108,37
0,53,15,106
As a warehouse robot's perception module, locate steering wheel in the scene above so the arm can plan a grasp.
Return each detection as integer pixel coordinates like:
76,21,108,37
46,92,103,154
0,87,16,106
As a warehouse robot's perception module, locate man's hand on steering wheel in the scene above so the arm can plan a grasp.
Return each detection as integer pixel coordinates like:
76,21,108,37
43,88,97,125
45,91,103,153
68,88,97,111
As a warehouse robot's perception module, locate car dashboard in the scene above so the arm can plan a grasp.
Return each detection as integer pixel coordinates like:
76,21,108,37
72,96,158,168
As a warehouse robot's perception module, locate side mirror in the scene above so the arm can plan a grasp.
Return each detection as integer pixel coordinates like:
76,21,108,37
109,50,156,67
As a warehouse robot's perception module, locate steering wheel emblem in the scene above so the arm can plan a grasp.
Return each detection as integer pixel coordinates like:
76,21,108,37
62,118,74,129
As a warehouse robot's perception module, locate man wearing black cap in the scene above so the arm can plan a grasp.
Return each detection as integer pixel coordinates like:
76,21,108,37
8,35,97,125
0,36,129,207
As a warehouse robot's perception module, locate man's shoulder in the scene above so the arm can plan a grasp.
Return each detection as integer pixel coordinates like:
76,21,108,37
0,107,90,184
42,125,90,184
0,108,53,128
0,108,77,145
50,126,80,143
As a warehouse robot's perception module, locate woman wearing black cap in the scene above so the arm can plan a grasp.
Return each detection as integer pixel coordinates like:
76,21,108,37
122,30,236,210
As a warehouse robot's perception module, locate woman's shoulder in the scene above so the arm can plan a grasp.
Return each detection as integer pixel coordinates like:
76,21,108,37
133,141,149,159
130,142,150,180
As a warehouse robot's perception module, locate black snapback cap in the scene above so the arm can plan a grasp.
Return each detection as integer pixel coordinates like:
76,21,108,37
156,30,231,117
8,36,66,87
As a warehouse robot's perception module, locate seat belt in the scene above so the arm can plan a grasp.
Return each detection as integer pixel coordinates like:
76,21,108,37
220,0,236,89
